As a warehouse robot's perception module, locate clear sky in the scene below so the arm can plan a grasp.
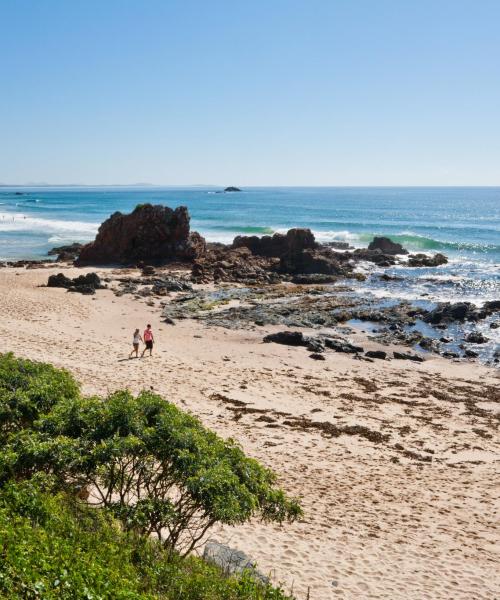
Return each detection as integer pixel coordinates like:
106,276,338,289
1,0,499,186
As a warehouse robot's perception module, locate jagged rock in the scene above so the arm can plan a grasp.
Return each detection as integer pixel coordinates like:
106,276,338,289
306,339,325,353
323,338,363,353
393,351,424,362
48,242,83,262
365,350,387,360
76,204,206,265
47,273,73,288
464,332,489,344
263,331,307,346
424,302,474,324
279,248,346,275
233,228,317,258
464,349,479,358
408,253,448,267
368,237,408,255
203,541,267,584
47,272,104,295
351,248,397,266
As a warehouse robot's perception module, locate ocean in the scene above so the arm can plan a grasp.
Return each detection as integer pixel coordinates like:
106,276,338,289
1,186,499,310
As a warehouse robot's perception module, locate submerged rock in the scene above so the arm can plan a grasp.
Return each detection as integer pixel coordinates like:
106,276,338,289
223,186,242,192
368,237,408,255
408,253,448,267
464,332,489,344
76,204,206,265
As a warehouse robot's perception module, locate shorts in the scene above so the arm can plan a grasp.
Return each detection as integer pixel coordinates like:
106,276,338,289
145,340,153,350
133,343,139,350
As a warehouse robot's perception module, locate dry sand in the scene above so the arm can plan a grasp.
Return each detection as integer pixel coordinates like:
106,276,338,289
1,266,499,600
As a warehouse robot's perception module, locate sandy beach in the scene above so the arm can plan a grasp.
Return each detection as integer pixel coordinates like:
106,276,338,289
0,265,499,600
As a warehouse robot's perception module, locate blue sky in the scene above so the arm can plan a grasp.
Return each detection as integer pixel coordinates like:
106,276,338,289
1,0,499,185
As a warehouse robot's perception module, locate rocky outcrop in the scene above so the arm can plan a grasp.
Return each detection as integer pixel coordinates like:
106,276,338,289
223,186,242,192
47,272,104,295
233,228,317,258
368,237,408,255
279,248,347,275
76,204,206,266
408,253,448,267
48,242,83,262
424,301,500,324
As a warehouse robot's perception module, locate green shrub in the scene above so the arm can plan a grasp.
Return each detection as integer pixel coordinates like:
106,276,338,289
7,389,301,555
0,479,292,599
0,353,79,443
0,354,302,597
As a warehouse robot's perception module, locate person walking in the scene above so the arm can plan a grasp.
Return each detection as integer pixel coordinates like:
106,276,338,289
141,324,154,357
129,328,142,359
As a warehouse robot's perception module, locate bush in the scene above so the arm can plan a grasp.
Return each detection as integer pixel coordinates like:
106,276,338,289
0,353,79,443
6,389,301,555
0,355,301,597
0,479,291,599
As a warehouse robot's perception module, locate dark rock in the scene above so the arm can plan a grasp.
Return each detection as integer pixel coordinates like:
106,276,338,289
223,187,242,192
419,337,441,352
306,339,325,353
141,265,156,276
379,273,403,281
48,242,83,262
279,248,346,275
365,350,387,360
352,248,397,266
424,302,474,324
490,322,499,329
233,228,317,258
324,338,363,354
368,237,408,255
483,300,500,313
67,285,96,295
47,272,104,294
442,351,459,358
263,331,307,346
47,273,73,288
464,332,489,344
393,351,424,362
76,204,206,265
291,274,338,285
408,253,448,267
309,353,326,360
464,349,479,358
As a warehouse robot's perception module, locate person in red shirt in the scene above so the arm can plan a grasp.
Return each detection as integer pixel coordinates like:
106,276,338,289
141,324,154,357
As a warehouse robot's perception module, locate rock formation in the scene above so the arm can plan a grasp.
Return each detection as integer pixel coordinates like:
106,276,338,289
76,204,206,266
368,236,408,255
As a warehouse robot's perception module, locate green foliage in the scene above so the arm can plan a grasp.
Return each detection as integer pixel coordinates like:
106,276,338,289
0,355,301,598
0,353,79,443
7,389,301,554
0,479,291,599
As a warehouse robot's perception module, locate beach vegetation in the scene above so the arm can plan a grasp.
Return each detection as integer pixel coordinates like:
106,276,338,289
0,353,299,598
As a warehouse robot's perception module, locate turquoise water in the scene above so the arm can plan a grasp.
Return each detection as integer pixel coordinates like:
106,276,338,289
1,186,499,304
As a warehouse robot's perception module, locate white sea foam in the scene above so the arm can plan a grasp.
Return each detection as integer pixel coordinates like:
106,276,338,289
0,212,99,236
